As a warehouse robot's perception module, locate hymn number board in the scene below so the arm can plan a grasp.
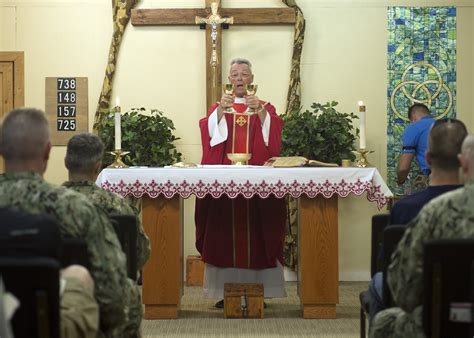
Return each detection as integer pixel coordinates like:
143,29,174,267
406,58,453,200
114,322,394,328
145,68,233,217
45,77,88,145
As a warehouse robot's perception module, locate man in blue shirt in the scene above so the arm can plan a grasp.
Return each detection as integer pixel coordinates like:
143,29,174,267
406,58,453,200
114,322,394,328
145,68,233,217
397,103,434,185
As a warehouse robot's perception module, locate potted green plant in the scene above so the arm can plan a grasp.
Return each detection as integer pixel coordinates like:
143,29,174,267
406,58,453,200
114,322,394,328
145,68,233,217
280,101,359,269
98,107,182,167
281,101,359,164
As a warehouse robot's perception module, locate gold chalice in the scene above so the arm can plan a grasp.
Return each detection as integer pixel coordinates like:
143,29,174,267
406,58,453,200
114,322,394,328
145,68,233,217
245,84,258,96
223,84,236,114
227,153,252,165
224,83,234,95
245,84,258,114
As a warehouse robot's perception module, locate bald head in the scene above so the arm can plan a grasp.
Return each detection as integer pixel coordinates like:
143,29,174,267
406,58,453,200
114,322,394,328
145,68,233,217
0,108,50,162
428,119,467,171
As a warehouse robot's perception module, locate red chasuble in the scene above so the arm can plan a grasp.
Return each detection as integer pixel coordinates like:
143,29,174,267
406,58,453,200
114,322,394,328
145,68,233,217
195,101,286,269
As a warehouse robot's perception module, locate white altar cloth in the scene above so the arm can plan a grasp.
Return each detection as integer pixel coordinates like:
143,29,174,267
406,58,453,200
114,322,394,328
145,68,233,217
97,166,392,209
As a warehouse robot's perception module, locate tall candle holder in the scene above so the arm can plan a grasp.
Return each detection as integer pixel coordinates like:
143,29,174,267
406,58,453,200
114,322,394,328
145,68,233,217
108,149,130,168
354,148,374,168
109,102,129,168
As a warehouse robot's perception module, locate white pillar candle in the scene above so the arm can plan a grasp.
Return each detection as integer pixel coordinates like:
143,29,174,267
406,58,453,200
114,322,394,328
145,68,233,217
114,97,121,150
358,101,366,150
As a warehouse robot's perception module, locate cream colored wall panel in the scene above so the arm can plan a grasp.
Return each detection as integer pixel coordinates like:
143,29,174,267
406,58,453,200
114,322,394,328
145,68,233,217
44,147,68,185
113,27,205,148
339,196,380,280
14,5,112,125
12,4,112,181
175,143,202,167
0,7,17,50
457,7,474,131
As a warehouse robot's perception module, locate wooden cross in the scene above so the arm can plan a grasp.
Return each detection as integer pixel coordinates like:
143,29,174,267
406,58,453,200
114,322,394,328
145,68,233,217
131,0,296,110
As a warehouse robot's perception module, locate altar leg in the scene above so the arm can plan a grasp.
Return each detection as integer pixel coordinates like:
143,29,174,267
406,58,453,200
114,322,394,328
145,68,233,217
299,195,339,319
142,196,183,319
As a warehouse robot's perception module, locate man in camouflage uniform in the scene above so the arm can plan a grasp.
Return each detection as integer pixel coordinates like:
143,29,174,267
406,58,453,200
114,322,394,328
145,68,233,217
370,133,474,338
0,108,141,337
63,133,151,271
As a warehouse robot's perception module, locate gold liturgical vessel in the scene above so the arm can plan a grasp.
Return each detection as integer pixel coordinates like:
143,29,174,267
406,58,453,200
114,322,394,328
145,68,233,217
223,84,237,114
225,83,258,165
227,153,252,166
245,84,258,114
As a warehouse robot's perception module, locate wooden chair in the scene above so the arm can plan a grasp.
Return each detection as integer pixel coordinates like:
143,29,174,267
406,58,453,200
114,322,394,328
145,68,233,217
423,239,474,338
110,214,138,281
359,213,390,338
0,257,60,338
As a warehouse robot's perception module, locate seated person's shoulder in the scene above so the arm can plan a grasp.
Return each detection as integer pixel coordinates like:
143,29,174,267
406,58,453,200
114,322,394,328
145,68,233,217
415,188,464,219
428,186,465,207
92,188,134,213
52,185,107,218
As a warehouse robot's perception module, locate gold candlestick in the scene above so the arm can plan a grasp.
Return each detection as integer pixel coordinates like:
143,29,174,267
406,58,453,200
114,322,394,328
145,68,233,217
108,149,130,168
354,148,374,168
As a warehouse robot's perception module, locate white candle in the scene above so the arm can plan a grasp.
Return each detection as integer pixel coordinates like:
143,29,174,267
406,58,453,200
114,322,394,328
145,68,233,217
358,101,366,150
114,97,121,150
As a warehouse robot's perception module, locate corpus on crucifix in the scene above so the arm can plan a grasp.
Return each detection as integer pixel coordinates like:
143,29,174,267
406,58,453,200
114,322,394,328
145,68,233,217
195,0,233,90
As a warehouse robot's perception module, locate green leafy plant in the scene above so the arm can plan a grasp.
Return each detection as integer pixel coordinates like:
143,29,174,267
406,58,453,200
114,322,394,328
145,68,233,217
281,101,359,164
98,107,182,167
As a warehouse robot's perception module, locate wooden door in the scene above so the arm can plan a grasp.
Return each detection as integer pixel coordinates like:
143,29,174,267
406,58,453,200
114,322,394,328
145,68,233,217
0,52,24,172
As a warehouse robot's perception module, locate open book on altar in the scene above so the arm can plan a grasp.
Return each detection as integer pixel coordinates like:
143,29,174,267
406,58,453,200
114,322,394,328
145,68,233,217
264,156,339,168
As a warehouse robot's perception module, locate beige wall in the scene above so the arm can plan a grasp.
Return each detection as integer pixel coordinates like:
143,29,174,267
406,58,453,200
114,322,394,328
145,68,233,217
1,0,473,280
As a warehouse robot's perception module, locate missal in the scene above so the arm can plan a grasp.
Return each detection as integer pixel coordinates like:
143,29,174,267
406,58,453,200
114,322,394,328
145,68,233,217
264,156,339,168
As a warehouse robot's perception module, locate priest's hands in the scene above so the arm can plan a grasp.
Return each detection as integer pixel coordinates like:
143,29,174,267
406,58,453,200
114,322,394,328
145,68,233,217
246,95,267,124
217,93,234,120
217,93,265,122
245,95,260,111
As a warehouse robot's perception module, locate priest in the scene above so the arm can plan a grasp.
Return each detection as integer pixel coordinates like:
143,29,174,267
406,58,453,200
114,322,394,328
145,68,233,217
195,58,287,308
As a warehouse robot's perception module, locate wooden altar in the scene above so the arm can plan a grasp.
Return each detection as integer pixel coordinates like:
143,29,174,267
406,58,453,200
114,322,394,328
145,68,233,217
97,166,392,319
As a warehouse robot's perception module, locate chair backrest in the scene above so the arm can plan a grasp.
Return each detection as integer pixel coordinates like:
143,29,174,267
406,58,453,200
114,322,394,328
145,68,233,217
382,225,407,306
110,214,138,280
370,213,391,276
0,257,60,338
423,239,474,338
0,208,61,259
60,237,90,270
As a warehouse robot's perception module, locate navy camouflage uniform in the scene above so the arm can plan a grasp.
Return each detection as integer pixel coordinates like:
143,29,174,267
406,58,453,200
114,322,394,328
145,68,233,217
0,172,142,337
370,179,474,338
63,180,151,270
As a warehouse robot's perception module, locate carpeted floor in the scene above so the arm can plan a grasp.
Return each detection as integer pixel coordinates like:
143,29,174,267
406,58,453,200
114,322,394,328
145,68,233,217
142,281,367,337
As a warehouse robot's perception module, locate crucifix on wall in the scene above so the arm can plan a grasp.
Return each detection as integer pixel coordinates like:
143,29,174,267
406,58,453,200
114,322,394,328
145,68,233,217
131,0,296,110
